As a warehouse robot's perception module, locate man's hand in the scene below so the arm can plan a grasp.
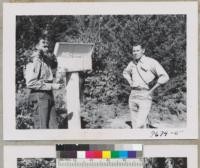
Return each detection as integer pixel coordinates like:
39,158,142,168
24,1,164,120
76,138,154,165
51,83,64,90
147,83,161,97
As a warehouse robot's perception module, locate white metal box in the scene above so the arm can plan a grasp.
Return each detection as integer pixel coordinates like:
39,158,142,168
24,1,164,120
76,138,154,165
54,42,94,72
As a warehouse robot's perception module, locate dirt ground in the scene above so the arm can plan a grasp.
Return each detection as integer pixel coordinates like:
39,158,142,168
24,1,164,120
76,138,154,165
81,103,186,129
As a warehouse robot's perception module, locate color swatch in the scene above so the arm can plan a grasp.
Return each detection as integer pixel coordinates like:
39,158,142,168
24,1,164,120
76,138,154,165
102,151,111,159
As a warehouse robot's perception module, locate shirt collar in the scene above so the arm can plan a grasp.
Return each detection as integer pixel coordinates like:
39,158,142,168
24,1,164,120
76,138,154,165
139,55,146,63
134,55,146,64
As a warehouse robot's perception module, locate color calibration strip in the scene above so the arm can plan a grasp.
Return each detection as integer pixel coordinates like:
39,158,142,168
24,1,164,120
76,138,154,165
56,144,143,159
57,150,141,159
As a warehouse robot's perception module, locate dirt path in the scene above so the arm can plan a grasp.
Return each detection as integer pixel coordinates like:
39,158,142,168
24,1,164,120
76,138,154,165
103,113,186,129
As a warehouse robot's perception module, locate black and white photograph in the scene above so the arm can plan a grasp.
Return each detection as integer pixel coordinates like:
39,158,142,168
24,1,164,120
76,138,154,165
16,14,185,130
144,158,187,168
17,158,56,168
3,2,198,140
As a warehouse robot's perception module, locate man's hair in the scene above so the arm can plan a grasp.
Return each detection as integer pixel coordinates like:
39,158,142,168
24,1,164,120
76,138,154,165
132,42,146,49
34,36,48,46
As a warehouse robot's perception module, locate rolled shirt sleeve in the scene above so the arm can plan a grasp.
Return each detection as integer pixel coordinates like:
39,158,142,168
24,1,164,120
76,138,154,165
123,62,133,85
25,60,53,90
151,59,169,85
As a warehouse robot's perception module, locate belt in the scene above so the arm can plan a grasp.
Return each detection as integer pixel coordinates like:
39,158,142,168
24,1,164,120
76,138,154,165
30,89,53,94
131,87,149,91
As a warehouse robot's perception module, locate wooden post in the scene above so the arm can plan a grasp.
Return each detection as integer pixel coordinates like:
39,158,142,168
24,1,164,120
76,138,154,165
66,72,81,129
54,42,94,129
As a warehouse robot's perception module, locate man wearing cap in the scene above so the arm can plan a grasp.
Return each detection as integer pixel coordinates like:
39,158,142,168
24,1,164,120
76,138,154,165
25,37,63,129
123,44,169,128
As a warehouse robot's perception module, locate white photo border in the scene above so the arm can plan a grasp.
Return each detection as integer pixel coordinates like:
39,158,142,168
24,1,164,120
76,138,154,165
3,2,198,140
4,145,198,168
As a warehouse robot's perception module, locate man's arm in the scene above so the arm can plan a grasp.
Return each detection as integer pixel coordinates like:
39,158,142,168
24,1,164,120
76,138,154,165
148,60,169,94
123,62,133,86
148,83,161,94
25,60,62,90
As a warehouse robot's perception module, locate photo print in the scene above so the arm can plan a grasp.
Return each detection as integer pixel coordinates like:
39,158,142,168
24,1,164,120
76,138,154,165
17,158,56,168
3,2,198,140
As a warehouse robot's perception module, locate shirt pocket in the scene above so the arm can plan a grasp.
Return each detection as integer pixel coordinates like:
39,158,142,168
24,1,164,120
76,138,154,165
140,64,149,72
139,64,155,83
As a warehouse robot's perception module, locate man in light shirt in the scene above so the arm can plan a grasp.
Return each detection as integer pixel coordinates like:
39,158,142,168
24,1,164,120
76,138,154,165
123,44,169,128
25,37,63,129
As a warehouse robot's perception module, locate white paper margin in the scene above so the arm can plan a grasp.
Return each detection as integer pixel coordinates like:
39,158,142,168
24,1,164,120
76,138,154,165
3,2,198,140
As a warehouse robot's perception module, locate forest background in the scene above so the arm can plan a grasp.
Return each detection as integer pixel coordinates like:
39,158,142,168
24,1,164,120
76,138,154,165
16,15,186,129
